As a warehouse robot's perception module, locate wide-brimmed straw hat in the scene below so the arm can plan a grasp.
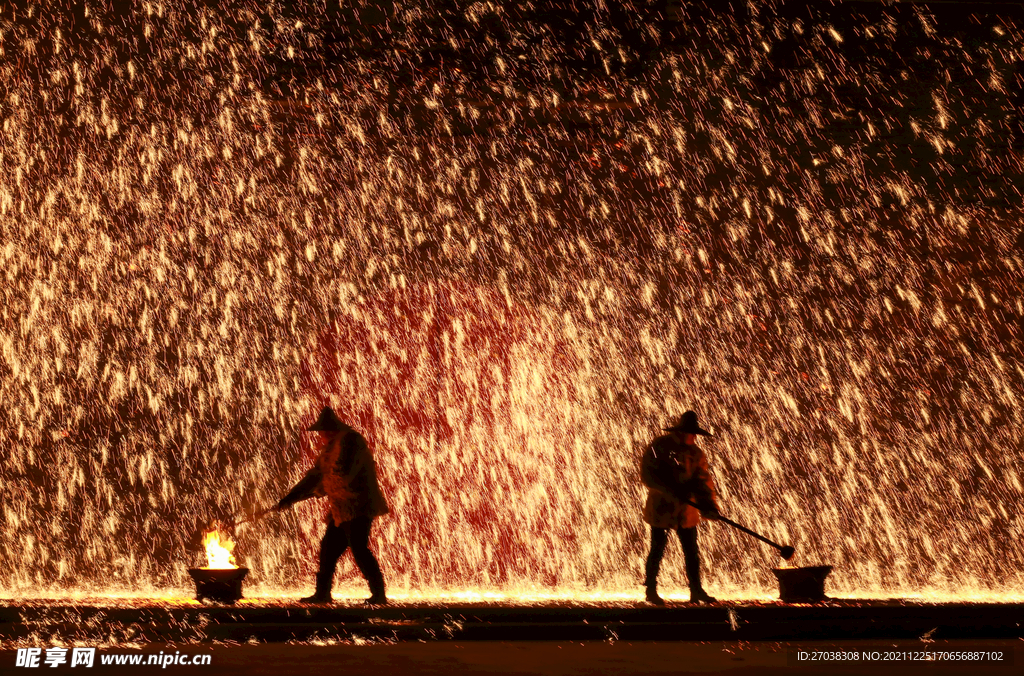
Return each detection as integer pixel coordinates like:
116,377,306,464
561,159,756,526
663,410,713,437
306,406,346,432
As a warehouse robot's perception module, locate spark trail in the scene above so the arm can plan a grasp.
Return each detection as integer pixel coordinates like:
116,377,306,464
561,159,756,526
0,1,1022,601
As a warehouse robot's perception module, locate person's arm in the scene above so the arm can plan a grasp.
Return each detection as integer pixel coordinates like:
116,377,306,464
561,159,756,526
276,465,324,510
691,451,720,518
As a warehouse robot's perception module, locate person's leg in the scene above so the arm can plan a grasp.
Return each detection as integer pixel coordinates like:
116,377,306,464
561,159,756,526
644,527,670,604
306,520,350,601
678,526,715,602
347,515,387,603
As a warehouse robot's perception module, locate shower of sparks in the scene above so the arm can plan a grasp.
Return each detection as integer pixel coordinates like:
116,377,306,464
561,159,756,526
0,1,1022,601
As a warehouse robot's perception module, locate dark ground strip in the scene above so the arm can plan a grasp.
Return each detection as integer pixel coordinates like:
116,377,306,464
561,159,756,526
1,600,1022,643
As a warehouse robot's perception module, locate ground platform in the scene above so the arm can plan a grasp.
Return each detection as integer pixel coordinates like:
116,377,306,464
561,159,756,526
1,598,1021,644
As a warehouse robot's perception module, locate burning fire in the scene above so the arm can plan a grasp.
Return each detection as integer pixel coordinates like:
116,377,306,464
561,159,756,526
202,530,237,569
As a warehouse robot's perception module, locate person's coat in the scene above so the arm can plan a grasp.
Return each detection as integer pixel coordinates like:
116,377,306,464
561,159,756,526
641,434,717,529
278,428,390,526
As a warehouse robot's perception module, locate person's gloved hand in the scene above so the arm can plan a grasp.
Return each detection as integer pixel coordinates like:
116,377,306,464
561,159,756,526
700,506,721,521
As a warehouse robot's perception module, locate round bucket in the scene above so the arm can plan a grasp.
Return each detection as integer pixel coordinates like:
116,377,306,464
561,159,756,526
771,565,833,603
188,567,249,603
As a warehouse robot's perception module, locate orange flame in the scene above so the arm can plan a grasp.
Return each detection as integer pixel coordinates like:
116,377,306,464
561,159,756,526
202,529,237,569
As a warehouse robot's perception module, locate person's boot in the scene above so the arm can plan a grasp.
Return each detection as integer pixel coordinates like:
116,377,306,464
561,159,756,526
301,572,334,604
300,592,332,604
689,588,717,604
645,583,665,606
364,578,388,606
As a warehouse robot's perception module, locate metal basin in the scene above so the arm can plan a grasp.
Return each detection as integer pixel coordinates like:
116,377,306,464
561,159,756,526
187,567,249,603
771,565,833,603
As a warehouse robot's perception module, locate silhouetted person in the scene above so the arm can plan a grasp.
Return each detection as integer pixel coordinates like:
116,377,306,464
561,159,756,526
275,406,390,605
641,410,720,605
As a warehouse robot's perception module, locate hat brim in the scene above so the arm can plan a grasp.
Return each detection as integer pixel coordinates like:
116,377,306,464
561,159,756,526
306,406,348,432
307,420,345,432
663,426,713,437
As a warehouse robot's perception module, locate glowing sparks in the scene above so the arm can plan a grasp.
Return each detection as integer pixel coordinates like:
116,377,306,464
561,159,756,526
0,2,1022,602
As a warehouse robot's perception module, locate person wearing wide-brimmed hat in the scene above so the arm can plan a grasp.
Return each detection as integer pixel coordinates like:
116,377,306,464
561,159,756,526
640,410,720,605
274,406,390,605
